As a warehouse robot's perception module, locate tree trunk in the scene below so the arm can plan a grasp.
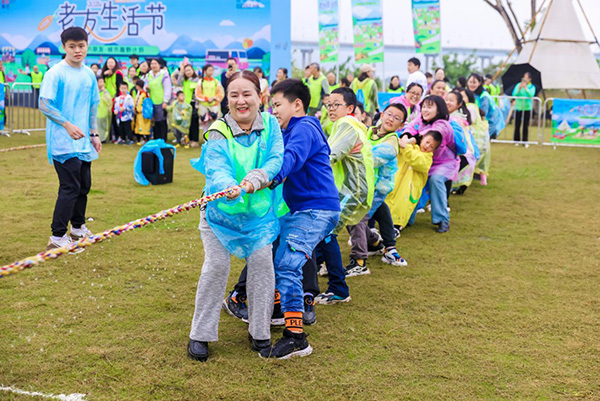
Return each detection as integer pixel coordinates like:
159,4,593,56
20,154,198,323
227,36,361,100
483,0,523,52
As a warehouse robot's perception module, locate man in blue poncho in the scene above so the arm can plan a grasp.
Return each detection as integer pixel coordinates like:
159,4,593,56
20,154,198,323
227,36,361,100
39,27,101,251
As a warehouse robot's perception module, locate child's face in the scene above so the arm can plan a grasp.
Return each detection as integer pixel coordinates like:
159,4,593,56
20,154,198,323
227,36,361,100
327,93,352,122
420,135,439,153
381,108,405,133
119,85,128,95
271,92,303,130
445,94,459,113
177,93,185,102
98,79,105,90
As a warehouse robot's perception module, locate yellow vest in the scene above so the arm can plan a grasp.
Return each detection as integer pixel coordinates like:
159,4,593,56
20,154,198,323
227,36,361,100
308,74,326,109
31,71,43,89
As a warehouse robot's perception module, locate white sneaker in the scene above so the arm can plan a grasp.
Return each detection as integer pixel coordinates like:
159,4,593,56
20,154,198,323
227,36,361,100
425,205,431,212
416,208,425,214
317,262,328,277
524,143,530,149
70,224,94,241
46,235,85,254
514,143,520,147
381,249,408,267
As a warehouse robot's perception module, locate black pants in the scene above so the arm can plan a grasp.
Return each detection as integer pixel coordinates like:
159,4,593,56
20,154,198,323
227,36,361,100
153,120,168,141
110,114,119,142
368,202,396,248
51,158,91,237
118,120,133,141
234,237,320,298
514,110,531,142
188,101,200,142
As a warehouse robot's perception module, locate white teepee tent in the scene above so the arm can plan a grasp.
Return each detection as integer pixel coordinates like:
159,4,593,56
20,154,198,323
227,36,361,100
515,0,600,90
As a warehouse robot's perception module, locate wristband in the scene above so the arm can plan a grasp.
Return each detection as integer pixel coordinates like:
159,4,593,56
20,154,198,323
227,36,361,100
90,133,99,137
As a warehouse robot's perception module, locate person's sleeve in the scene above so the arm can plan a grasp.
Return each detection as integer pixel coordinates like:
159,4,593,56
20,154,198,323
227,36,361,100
215,80,225,103
329,122,359,164
39,71,67,125
450,120,467,155
511,85,521,97
115,71,123,92
39,98,67,126
89,77,100,131
526,84,536,97
273,122,315,183
371,142,397,168
162,73,172,103
479,95,492,115
401,144,433,173
322,78,330,95
243,116,284,191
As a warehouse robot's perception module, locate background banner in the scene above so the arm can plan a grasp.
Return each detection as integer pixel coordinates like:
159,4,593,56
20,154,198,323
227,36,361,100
552,98,600,145
411,0,441,54
0,0,271,82
351,0,383,64
318,0,339,64
377,92,397,111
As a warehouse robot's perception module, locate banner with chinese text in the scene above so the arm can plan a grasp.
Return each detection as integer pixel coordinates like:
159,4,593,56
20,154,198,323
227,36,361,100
551,98,600,145
318,0,339,64
411,0,441,54
0,0,271,84
351,0,383,64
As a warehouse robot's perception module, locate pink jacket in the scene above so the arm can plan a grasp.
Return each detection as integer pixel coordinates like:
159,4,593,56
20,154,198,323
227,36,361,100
403,116,459,180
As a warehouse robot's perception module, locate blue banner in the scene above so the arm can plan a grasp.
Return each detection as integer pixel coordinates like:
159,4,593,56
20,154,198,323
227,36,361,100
552,98,600,145
0,0,272,82
378,92,399,111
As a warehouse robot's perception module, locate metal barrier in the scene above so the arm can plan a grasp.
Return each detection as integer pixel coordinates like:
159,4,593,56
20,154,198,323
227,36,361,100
540,98,600,149
0,84,9,137
7,82,46,136
490,95,543,145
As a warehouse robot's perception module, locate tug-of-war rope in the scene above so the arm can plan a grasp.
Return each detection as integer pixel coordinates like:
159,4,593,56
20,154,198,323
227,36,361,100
0,143,47,152
0,185,241,278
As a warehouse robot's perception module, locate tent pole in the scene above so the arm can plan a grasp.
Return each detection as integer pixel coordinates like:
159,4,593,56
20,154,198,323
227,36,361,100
576,0,600,48
491,0,549,81
582,89,587,100
528,0,554,64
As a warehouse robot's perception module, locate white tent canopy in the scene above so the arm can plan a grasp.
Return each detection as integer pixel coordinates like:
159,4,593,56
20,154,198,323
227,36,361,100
515,0,600,90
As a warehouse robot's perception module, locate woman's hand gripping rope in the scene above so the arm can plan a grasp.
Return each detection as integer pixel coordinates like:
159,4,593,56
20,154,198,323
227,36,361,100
0,185,242,278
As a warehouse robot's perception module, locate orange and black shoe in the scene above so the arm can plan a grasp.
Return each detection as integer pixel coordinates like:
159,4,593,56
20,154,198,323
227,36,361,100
259,328,312,359
222,290,248,321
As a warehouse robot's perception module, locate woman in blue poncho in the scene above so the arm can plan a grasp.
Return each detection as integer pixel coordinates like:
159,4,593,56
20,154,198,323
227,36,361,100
467,73,505,139
187,71,284,362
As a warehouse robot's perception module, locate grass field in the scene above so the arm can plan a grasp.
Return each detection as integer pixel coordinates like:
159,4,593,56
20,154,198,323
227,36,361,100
1,132,600,400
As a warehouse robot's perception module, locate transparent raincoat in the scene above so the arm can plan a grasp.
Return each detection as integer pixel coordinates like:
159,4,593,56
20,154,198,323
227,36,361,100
467,102,491,175
367,127,398,217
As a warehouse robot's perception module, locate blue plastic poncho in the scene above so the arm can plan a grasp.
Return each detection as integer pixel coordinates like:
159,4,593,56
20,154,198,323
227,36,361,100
367,131,398,217
191,112,284,259
134,139,176,185
476,91,506,138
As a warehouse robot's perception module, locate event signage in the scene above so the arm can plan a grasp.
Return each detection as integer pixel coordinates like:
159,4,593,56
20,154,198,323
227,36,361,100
411,0,441,54
0,0,272,83
551,98,600,145
318,0,339,64
351,0,383,64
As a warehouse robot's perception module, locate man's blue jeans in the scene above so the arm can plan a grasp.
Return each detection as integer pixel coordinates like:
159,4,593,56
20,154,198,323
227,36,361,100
274,209,340,313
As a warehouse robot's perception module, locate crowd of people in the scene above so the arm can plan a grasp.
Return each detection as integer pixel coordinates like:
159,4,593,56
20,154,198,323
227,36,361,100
39,27,528,364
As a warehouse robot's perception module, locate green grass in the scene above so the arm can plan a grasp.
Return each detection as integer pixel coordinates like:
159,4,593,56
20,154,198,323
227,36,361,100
1,132,600,400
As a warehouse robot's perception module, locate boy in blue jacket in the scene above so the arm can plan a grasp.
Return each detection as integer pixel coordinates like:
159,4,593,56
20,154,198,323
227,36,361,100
259,79,341,359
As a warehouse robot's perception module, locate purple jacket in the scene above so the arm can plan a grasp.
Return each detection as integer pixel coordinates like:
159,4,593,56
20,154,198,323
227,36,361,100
403,116,459,180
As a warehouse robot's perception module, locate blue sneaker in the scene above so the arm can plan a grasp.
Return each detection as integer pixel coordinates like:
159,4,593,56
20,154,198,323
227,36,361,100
314,292,351,305
381,248,408,267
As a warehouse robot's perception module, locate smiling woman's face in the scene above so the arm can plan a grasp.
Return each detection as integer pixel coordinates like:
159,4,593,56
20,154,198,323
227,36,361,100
228,77,260,127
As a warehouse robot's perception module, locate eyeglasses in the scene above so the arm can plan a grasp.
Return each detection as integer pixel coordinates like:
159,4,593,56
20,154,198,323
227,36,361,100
383,111,404,123
325,103,346,111
407,90,421,96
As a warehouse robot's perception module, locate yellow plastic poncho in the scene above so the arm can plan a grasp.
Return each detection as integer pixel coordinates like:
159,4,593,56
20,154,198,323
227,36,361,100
467,102,491,175
386,144,433,228
328,115,375,233
97,88,113,142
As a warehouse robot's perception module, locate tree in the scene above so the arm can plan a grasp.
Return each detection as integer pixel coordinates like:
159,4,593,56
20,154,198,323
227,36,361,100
433,53,478,84
483,0,538,52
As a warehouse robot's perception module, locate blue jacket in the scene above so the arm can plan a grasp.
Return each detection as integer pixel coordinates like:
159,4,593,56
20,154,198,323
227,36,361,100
273,116,340,214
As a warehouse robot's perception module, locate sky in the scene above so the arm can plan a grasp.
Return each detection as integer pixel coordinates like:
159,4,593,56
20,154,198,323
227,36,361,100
291,0,600,51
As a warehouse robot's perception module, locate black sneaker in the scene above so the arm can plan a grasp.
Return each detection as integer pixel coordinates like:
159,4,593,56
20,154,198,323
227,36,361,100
259,329,313,359
271,301,285,326
187,339,208,362
367,241,385,256
248,334,271,352
222,291,248,320
303,295,316,325
345,258,371,277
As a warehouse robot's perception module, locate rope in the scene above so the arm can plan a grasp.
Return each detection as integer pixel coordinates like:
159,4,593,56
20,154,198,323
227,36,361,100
0,143,47,153
0,185,241,278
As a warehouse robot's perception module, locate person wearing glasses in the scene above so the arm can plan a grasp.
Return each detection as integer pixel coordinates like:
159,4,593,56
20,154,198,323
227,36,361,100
314,87,375,303
346,103,409,275
390,82,424,124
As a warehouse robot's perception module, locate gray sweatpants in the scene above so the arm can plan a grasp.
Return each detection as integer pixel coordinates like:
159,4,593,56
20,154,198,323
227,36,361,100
347,214,380,260
189,214,274,342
